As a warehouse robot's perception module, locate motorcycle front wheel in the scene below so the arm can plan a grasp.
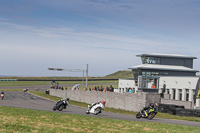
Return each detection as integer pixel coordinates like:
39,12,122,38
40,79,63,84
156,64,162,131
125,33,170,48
86,110,90,114
53,106,57,111
136,113,142,119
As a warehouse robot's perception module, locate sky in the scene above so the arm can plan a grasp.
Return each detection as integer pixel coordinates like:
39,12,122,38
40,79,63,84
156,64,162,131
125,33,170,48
0,0,200,77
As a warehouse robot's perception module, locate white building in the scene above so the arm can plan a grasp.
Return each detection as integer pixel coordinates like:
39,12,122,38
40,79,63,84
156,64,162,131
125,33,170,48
118,53,200,106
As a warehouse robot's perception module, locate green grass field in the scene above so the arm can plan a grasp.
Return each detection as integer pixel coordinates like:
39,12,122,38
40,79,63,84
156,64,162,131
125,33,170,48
0,80,118,89
0,106,200,133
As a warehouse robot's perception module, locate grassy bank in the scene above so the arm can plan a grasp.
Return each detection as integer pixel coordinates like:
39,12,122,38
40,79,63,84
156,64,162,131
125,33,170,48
0,106,199,133
0,80,118,88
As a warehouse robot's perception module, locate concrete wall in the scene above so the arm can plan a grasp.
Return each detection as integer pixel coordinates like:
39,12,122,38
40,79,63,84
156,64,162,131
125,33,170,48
118,79,136,93
50,89,161,112
161,98,192,109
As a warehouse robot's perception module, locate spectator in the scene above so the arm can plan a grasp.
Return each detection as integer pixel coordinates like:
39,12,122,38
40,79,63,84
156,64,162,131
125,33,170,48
106,86,109,91
109,85,114,92
97,86,100,91
100,86,104,91
50,84,53,88
128,88,133,93
103,87,107,92
93,86,97,91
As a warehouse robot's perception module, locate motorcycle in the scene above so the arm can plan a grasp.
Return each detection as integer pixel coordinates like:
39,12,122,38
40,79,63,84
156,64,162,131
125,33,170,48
53,98,69,111
86,100,106,115
136,106,158,120
1,93,4,100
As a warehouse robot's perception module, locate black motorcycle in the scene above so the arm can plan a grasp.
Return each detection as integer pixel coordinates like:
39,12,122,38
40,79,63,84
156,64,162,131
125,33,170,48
136,106,158,120
53,98,69,111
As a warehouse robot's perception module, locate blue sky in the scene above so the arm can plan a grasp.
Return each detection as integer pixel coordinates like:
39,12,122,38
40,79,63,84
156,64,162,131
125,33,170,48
0,0,200,77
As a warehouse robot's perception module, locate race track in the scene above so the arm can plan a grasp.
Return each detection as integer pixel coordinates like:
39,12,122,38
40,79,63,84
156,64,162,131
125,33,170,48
0,91,200,128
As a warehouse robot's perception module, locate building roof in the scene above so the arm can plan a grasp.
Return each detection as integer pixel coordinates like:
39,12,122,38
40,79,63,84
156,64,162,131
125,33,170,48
136,53,197,59
129,64,199,72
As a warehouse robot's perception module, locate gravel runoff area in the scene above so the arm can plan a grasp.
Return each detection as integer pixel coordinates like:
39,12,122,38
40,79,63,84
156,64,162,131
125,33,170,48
0,91,200,127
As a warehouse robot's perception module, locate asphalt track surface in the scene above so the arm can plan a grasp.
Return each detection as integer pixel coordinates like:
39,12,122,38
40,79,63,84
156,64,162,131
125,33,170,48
0,91,200,128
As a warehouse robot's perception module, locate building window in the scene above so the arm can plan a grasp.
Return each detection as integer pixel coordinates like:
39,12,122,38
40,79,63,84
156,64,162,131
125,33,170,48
143,57,160,64
142,72,168,76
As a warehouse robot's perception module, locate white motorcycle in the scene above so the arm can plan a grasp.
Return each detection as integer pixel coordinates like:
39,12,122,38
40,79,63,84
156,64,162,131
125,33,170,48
86,100,106,115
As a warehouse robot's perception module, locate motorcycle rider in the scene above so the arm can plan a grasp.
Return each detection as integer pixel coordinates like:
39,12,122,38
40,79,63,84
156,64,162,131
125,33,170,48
89,100,106,109
62,98,69,103
53,97,69,111
141,103,159,117
1,91,5,100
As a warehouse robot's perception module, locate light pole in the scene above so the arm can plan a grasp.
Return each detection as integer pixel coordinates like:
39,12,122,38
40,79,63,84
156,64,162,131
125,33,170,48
86,64,88,89
48,64,88,89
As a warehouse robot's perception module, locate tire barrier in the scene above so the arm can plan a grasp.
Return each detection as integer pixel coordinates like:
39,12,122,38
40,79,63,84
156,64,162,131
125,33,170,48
158,104,170,113
158,103,200,117
158,103,184,114
174,108,195,116
194,110,200,117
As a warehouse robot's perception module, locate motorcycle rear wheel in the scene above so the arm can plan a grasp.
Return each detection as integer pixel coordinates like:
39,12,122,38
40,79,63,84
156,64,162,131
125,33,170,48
147,112,156,120
94,107,101,115
58,105,65,111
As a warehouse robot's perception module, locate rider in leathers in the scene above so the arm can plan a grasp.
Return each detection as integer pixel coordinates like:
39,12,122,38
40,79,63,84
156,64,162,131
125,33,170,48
141,103,158,117
89,100,106,109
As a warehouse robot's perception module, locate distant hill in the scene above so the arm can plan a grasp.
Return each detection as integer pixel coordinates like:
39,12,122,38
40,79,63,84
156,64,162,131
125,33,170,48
0,70,134,80
105,70,133,78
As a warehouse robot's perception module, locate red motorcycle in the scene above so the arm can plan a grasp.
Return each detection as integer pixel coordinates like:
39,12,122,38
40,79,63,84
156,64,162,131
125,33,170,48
1,93,4,100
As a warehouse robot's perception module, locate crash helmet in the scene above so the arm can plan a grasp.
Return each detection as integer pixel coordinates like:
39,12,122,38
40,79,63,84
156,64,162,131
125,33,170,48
102,100,106,105
155,103,159,107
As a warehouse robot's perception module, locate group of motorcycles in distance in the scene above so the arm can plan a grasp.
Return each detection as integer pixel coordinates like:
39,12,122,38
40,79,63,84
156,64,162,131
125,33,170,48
52,98,159,120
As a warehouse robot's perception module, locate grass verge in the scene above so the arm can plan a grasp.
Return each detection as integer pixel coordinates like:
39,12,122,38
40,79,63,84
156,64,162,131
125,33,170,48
0,80,118,87
0,89,24,92
0,106,199,133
